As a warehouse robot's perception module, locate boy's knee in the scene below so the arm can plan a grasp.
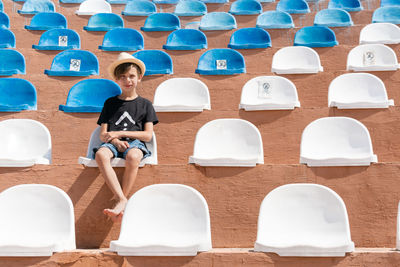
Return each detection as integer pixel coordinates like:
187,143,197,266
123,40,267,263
125,149,143,166
95,148,112,162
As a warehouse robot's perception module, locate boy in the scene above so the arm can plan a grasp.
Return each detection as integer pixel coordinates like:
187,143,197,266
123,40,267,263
95,52,158,222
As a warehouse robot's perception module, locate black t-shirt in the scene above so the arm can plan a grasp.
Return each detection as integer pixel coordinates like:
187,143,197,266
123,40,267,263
97,96,158,140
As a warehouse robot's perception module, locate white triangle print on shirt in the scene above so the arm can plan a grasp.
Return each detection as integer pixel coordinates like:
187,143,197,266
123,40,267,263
115,111,136,130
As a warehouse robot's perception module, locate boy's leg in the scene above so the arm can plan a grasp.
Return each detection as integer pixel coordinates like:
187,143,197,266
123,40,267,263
122,148,143,197
95,147,127,220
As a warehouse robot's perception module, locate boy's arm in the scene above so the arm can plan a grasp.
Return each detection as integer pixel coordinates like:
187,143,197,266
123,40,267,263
101,122,154,143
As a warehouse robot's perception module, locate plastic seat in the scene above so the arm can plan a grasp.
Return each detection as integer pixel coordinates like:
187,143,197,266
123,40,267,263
189,119,263,166
0,184,75,256
200,0,228,3
153,0,179,3
59,79,121,112
0,29,15,48
18,0,55,14
228,28,271,49
372,6,400,24
78,127,157,167
44,50,99,76
75,0,112,15
328,0,362,12
229,0,262,15
276,0,310,14
254,183,355,256
239,76,300,110
271,46,323,74
0,119,51,167
359,23,400,44
256,11,294,29
0,78,36,112
133,50,173,75
346,44,400,71
141,13,180,31
110,184,212,256
381,0,400,6
294,26,338,47
174,0,207,16
314,8,353,27
0,12,10,29
32,29,80,50
300,117,377,166
196,48,246,75
199,12,237,31
122,0,156,16
328,73,394,109
99,28,144,51
163,29,207,50
153,78,210,112
83,13,123,31
24,12,67,30
0,49,25,76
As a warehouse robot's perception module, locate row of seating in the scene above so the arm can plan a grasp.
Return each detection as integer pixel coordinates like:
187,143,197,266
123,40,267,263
0,116,378,167
2,182,380,256
1,43,398,76
0,73,393,113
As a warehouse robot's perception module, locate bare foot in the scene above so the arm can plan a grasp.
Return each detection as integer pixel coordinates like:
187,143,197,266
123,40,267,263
103,199,127,222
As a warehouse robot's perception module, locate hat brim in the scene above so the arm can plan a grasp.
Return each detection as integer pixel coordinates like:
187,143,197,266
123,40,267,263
108,57,146,80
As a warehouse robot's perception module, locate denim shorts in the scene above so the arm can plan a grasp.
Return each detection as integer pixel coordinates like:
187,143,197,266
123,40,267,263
93,139,151,160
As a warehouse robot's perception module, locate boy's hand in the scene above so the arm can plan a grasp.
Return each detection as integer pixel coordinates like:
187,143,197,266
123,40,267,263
112,139,130,152
103,131,121,143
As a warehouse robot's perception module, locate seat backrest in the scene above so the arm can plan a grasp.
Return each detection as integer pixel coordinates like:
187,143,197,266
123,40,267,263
26,12,67,29
122,0,156,16
191,118,263,163
256,183,352,250
48,49,99,73
294,26,337,47
116,184,211,251
229,0,262,15
164,29,207,50
0,78,37,111
381,0,400,6
0,184,75,252
276,0,310,13
133,50,173,75
0,49,25,75
85,13,123,30
100,28,144,50
328,0,363,11
153,77,210,111
142,13,180,30
0,12,10,29
256,11,294,28
347,44,398,68
314,8,353,27
229,27,271,46
76,0,112,15
372,6,400,23
19,0,55,14
174,0,207,16
0,28,15,48
0,119,51,165
272,46,322,72
36,28,80,49
196,48,246,74
199,12,237,30
359,23,400,44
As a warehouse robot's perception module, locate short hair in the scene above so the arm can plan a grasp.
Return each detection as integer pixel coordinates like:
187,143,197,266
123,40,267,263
114,62,142,79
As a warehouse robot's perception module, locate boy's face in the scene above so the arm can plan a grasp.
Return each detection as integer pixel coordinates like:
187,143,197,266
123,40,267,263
116,65,142,93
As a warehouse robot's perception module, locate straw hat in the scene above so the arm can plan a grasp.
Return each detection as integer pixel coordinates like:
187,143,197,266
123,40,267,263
107,52,146,80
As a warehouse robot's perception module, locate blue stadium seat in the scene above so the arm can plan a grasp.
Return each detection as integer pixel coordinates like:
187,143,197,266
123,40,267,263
122,0,156,16
18,0,55,14
200,0,228,3
0,49,25,76
107,0,127,4
256,11,294,29
229,0,262,15
0,12,9,29
196,48,246,75
163,29,207,50
99,28,144,51
199,12,237,30
228,28,271,49
133,50,173,75
328,0,363,12
59,79,121,112
0,78,36,112
294,26,338,47
372,7,400,24
276,0,310,14
44,50,99,76
59,0,84,3
75,0,112,16
174,0,207,16
0,29,15,48
381,0,400,6
153,0,179,3
83,13,123,31
32,29,80,50
314,8,353,27
24,12,67,30
141,13,180,31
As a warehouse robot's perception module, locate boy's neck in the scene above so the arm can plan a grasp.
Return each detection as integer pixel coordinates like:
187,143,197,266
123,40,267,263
118,90,138,101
